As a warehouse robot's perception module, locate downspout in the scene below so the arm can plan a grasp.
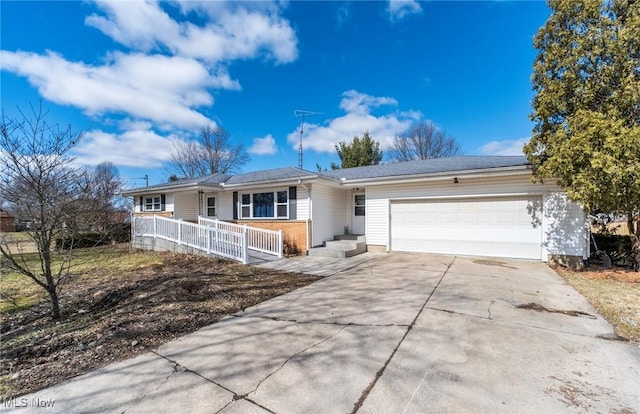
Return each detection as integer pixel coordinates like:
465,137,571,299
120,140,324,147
301,183,312,252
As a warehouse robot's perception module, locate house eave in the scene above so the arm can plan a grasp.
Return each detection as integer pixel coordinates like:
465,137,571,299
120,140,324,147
220,175,320,190
122,182,222,196
337,165,532,187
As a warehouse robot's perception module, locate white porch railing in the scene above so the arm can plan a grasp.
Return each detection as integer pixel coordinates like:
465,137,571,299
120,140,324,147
198,216,283,258
133,215,249,263
132,215,284,263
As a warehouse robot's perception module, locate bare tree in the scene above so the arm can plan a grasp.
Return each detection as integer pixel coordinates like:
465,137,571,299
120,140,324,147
166,125,249,179
84,162,126,232
0,105,86,319
390,121,462,161
167,139,205,179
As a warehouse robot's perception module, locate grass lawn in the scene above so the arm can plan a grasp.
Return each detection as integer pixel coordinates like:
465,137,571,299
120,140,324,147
555,266,640,343
0,244,321,398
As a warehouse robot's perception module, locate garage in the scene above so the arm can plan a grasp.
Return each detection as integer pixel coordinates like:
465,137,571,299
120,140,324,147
390,196,543,260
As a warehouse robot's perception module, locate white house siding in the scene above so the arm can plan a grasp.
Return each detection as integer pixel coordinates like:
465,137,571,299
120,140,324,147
296,186,311,221
218,192,234,221
542,192,588,259
365,174,585,261
173,192,199,221
310,183,348,246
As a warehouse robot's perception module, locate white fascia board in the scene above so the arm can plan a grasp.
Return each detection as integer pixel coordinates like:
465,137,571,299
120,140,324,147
122,183,221,196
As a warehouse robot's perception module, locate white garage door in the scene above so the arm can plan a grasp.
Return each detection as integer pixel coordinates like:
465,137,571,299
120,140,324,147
390,196,542,259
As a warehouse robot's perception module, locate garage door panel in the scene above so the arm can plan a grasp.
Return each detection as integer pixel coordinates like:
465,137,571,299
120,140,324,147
390,196,542,260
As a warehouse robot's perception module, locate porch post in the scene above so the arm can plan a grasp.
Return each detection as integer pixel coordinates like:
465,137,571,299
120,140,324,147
242,224,249,264
178,219,182,245
278,230,283,258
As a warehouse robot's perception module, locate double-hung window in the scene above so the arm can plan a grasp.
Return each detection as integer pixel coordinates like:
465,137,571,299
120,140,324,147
206,197,216,217
240,190,288,219
144,195,162,212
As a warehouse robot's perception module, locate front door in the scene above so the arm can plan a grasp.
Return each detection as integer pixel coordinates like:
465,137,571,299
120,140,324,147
352,193,365,235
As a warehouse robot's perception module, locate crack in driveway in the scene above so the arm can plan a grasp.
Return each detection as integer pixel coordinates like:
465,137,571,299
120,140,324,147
148,352,276,414
122,357,182,414
487,300,495,319
350,256,456,414
231,313,409,328
242,325,348,400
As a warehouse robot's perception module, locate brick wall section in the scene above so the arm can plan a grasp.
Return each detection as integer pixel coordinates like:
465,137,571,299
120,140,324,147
234,220,309,256
134,212,174,219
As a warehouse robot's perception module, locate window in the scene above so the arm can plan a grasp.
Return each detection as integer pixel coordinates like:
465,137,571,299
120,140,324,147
354,194,365,216
144,195,162,212
240,190,288,219
276,191,288,218
206,197,216,217
241,194,251,218
253,192,274,218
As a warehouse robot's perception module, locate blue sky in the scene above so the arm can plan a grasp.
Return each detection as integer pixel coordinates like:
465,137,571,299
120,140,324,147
1,0,550,188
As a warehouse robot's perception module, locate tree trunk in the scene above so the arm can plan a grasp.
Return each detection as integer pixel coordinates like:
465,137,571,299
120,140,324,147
48,288,61,319
627,214,635,239
629,213,640,272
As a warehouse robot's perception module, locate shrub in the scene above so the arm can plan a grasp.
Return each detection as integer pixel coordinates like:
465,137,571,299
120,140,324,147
591,234,633,266
108,223,131,243
55,232,111,249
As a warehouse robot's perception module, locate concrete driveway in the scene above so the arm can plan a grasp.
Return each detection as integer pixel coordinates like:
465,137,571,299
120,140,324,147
7,253,639,413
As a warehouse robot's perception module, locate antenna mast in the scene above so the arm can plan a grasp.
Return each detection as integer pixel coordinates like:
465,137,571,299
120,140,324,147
294,110,323,169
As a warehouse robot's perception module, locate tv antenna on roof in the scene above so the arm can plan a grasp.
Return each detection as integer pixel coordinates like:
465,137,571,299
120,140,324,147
294,110,323,169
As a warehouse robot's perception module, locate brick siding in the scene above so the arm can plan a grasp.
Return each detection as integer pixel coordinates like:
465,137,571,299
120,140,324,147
234,220,309,256
133,212,174,219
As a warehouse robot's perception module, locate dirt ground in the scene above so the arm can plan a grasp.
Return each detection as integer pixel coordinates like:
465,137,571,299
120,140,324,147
0,248,321,398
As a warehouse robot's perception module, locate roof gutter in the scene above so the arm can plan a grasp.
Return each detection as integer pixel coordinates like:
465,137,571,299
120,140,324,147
122,182,223,196
220,175,319,190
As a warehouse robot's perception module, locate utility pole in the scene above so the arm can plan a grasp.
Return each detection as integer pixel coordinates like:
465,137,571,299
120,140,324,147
294,110,323,169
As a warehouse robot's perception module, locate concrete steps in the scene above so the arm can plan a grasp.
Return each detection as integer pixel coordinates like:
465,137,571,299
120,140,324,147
307,235,366,258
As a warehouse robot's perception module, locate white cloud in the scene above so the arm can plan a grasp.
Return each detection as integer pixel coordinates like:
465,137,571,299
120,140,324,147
478,138,529,156
339,90,398,115
73,128,177,168
249,134,278,155
287,90,421,154
0,0,298,163
387,0,422,22
86,0,298,64
0,50,232,129
336,3,351,27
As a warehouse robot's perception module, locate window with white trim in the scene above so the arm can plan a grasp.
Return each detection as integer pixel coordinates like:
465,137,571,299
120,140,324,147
241,194,251,218
240,190,288,219
206,197,216,217
276,191,288,218
144,195,162,212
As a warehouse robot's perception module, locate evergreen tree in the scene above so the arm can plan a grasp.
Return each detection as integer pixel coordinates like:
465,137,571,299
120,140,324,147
333,132,383,169
524,0,640,239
